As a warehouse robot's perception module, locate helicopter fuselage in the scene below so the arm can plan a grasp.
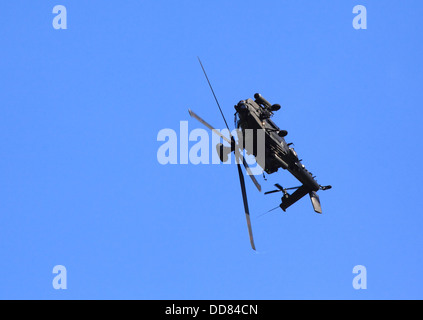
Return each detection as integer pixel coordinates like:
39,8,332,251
235,97,320,193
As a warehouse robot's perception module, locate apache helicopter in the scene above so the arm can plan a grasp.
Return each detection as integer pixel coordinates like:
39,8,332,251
189,58,331,250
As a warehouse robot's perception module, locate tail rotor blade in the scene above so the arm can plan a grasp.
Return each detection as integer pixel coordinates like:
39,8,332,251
264,189,281,195
275,183,284,191
268,184,301,194
237,162,256,251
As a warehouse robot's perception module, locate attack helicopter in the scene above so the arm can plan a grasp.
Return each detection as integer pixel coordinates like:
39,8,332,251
189,58,331,250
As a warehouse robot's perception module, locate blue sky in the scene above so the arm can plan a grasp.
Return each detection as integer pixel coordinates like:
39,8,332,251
1,1,422,299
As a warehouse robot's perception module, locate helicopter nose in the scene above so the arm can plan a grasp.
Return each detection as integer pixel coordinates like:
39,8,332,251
235,101,247,112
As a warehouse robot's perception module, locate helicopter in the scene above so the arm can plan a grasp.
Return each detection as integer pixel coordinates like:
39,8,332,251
189,58,332,250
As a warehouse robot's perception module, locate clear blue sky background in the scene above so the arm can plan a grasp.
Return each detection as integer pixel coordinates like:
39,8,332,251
1,1,422,299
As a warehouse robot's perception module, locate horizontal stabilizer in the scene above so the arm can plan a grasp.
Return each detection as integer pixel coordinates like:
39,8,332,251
309,191,322,214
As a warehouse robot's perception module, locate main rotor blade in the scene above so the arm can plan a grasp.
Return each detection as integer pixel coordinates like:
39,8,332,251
240,154,261,192
188,109,232,145
197,57,231,133
237,162,256,251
